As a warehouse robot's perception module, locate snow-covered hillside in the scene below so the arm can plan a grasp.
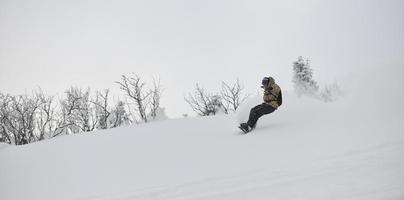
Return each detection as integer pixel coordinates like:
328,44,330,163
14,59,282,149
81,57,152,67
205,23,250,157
1,85,404,200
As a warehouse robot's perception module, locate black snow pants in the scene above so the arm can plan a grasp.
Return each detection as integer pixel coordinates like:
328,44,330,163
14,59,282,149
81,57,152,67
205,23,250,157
247,103,276,128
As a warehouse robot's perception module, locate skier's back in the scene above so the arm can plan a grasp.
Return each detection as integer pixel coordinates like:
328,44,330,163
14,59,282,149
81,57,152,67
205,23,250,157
239,76,282,133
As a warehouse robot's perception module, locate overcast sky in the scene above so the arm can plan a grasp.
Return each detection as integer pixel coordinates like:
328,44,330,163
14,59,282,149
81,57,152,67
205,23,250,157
1,0,403,117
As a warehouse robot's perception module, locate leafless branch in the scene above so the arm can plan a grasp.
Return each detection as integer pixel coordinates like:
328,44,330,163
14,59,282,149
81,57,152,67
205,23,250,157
220,78,249,113
185,84,222,116
116,74,151,122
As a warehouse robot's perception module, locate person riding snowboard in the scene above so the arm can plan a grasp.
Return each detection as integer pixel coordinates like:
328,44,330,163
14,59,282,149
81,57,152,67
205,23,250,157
239,76,282,133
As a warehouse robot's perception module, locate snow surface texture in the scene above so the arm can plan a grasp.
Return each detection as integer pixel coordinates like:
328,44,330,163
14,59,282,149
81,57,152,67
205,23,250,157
1,71,404,200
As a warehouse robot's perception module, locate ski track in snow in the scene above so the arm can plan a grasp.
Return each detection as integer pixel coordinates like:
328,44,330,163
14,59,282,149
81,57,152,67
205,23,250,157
81,140,404,200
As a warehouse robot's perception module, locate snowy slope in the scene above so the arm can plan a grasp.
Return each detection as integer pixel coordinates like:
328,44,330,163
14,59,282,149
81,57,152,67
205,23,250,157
1,86,404,200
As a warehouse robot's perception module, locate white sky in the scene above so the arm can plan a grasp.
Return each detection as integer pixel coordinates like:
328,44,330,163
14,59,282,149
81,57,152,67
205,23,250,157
1,0,403,117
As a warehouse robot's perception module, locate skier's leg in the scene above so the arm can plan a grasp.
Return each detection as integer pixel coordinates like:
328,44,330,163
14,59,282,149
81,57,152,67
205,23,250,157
240,104,262,133
246,104,264,128
260,104,276,115
247,103,275,128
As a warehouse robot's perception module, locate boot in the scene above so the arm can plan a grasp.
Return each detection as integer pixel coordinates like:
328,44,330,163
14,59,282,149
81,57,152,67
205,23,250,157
239,123,251,133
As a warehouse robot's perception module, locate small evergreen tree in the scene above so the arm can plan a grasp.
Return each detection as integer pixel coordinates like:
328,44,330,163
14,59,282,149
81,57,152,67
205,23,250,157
292,56,319,97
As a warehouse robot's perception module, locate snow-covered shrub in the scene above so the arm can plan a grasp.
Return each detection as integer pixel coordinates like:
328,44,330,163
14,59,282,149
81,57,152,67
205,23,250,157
185,85,225,116
292,56,319,97
211,95,226,115
108,100,131,128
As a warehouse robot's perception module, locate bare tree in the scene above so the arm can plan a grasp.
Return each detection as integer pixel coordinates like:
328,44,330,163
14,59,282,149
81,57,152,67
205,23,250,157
92,89,111,129
220,79,249,113
59,88,81,134
60,87,97,134
1,74,168,145
0,93,42,145
0,91,59,144
35,90,58,140
149,78,163,120
185,84,223,116
0,93,12,144
116,74,150,123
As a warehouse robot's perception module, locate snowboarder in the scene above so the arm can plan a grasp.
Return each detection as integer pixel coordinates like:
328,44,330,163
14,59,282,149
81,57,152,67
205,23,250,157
239,76,282,133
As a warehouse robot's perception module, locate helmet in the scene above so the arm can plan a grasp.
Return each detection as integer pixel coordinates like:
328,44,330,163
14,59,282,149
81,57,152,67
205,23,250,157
262,76,274,86
262,77,269,85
